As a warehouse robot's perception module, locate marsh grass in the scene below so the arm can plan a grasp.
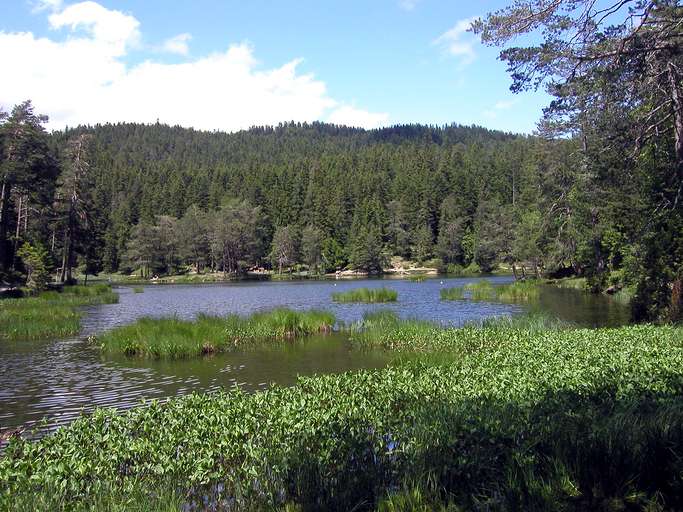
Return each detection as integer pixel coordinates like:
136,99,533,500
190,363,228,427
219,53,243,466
439,287,464,301
463,279,496,300
133,286,145,293
332,287,398,303
350,311,570,352
442,280,541,303
407,274,426,282
611,287,634,304
474,312,572,331
97,308,336,359
550,277,587,290
495,279,541,301
0,285,118,341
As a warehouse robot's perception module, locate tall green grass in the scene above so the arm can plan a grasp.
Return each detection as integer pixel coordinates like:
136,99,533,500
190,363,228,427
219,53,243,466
442,280,541,303
97,308,336,359
495,279,541,301
331,287,398,303
550,277,587,290
463,279,496,300
0,285,118,341
350,311,570,352
439,287,464,301
3,324,683,510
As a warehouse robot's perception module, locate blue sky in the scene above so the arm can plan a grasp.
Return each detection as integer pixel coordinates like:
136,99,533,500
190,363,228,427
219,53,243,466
1,0,551,133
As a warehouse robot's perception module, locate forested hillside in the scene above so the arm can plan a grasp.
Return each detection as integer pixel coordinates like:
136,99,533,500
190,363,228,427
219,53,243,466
0,96,680,321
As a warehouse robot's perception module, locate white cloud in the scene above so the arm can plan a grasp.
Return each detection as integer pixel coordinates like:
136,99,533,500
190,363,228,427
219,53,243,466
433,18,477,66
1,1,386,131
161,33,191,56
483,98,519,119
48,1,141,56
327,105,389,129
399,0,420,11
31,0,63,12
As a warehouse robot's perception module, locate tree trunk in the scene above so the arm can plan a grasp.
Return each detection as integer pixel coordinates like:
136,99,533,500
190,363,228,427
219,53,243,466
668,62,683,184
0,180,10,271
60,208,75,283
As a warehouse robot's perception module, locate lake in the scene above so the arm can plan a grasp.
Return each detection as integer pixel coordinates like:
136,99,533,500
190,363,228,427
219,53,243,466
0,276,629,433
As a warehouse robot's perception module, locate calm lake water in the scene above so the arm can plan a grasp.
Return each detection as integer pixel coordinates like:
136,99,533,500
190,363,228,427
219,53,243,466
0,277,629,433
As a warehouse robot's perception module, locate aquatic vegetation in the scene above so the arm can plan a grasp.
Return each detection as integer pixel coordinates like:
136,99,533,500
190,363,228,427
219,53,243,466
550,277,587,290
348,310,432,335
439,286,464,301
350,312,570,352
442,280,541,303
495,279,541,301
132,286,144,293
96,308,336,359
611,287,634,305
463,279,496,300
0,285,118,341
474,312,572,331
332,287,398,303
2,324,683,510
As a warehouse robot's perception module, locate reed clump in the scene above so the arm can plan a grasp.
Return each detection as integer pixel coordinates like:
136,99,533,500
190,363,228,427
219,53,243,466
495,279,541,301
0,284,118,341
439,286,464,301
350,312,570,352
463,279,496,300
97,308,336,359
331,287,398,303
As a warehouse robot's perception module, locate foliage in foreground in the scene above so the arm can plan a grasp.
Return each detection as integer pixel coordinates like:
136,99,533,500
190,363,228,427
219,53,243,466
96,308,335,359
2,324,683,511
0,284,118,341
332,287,398,303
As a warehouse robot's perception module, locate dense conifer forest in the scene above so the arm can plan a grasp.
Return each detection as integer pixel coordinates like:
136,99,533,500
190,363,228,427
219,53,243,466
0,103,681,321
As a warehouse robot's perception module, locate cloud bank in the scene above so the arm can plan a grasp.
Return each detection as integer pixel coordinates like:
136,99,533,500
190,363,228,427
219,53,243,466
0,1,389,131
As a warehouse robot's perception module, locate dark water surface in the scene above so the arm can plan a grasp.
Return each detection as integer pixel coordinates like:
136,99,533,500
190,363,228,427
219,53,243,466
0,277,629,432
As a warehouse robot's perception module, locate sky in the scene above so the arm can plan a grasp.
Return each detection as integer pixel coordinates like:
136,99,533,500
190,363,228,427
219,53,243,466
0,0,552,134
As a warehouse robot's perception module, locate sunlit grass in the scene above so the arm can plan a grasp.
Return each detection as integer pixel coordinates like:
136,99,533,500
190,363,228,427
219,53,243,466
439,287,464,301
331,287,398,303
0,285,118,341
495,279,541,301
463,279,496,300
97,308,336,359
350,311,570,352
